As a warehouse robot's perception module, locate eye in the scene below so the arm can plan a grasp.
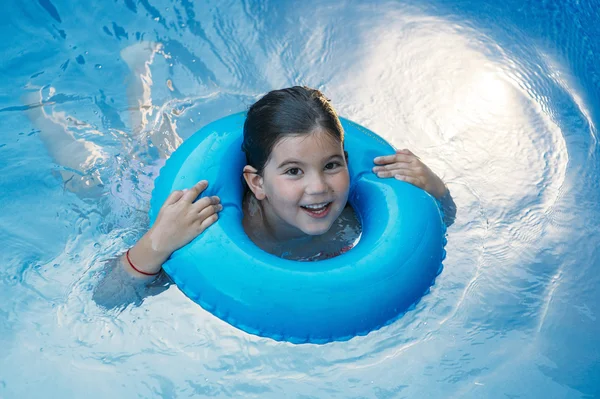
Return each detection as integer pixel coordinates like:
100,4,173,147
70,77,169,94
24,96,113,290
325,162,341,170
285,167,302,176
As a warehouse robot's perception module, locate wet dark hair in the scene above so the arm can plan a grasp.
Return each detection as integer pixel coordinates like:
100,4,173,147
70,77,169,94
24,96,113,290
241,86,345,175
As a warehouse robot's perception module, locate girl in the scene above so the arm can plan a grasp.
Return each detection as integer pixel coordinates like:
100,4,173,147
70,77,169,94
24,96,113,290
120,86,455,279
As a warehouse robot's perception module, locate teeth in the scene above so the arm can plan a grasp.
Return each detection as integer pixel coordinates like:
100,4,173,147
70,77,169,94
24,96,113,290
302,202,330,210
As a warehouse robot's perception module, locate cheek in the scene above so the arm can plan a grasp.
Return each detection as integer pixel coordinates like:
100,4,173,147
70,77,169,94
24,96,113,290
269,178,303,205
333,172,350,195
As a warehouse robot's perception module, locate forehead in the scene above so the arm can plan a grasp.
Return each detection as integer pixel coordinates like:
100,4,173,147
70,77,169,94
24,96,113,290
270,131,343,160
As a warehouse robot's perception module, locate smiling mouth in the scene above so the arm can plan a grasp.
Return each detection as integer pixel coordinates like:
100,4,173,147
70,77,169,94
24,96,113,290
300,202,332,218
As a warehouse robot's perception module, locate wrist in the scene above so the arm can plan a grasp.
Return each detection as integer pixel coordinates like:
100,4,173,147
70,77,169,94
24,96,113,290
124,232,171,277
125,248,160,277
144,226,175,257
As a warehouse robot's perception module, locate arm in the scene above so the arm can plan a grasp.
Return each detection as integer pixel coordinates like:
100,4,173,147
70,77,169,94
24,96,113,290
92,256,171,310
92,180,222,308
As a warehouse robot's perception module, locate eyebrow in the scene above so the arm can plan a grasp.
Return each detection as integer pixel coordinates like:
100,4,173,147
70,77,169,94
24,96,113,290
277,154,344,169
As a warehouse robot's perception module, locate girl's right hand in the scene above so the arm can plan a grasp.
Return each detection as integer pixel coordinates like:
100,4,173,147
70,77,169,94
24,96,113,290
149,180,222,255
123,180,221,277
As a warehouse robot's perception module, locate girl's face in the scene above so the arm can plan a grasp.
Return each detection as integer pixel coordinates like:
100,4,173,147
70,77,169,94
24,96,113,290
244,130,350,240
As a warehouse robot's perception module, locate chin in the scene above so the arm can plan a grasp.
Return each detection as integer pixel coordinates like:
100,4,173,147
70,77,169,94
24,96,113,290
301,223,334,236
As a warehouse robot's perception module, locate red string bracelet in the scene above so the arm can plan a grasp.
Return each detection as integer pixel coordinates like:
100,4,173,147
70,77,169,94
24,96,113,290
126,249,160,276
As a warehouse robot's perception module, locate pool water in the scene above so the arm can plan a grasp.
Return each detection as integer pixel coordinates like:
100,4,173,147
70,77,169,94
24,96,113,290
1,0,599,397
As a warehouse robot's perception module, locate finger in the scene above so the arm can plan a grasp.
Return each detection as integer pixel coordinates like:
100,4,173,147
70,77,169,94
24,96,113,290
198,203,223,220
394,174,423,187
373,161,420,173
373,153,414,165
196,213,219,234
397,148,417,157
192,195,220,212
182,180,208,203
376,168,419,178
165,190,185,205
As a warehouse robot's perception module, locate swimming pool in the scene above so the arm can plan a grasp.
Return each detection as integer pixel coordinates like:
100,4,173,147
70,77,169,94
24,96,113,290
1,0,598,397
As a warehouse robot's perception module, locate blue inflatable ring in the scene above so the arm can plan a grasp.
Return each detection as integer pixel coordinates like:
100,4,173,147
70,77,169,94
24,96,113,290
150,112,446,344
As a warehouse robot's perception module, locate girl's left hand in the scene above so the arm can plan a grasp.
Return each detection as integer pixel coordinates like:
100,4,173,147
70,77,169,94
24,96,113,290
373,149,447,199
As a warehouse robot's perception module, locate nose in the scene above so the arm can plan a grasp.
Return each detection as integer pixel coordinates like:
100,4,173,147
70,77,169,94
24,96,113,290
305,172,328,195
